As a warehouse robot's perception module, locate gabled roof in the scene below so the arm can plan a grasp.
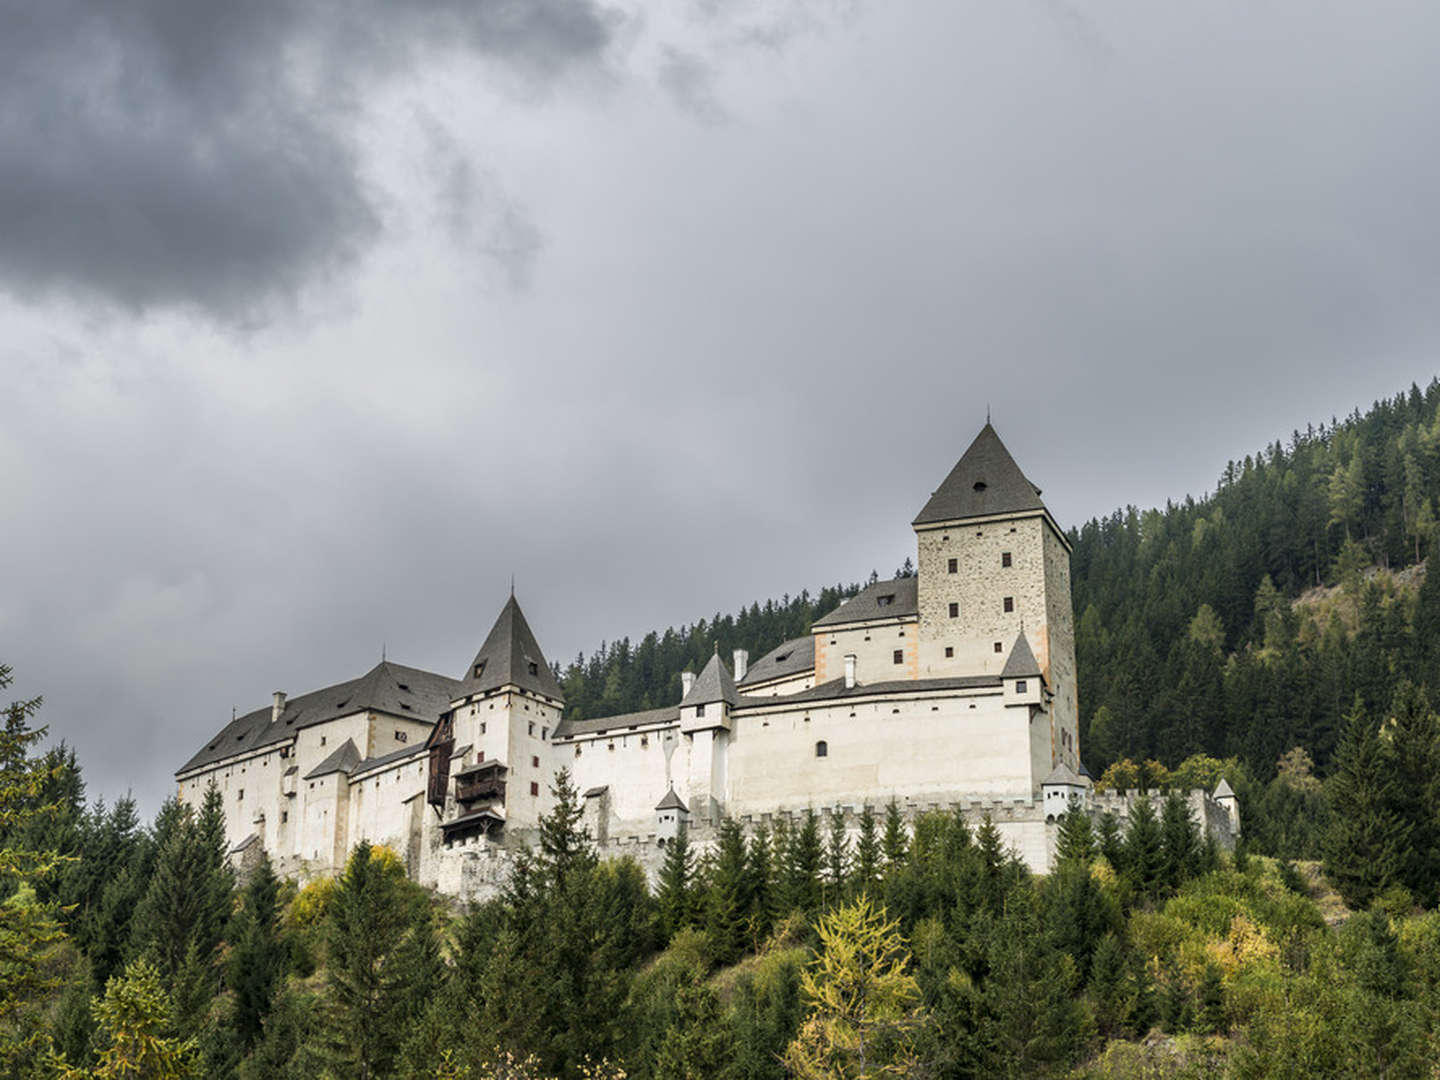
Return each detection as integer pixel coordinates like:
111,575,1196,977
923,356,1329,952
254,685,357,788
656,787,689,812
811,577,919,629
1042,762,1085,787
1214,778,1236,799
738,635,815,686
681,653,739,708
177,660,458,776
1001,633,1043,680
304,738,362,780
553,705,679,740
913,424,1047,526
454,595,564,702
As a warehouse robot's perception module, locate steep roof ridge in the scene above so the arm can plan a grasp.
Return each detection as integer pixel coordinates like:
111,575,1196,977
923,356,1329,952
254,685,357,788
912,423,1047,526
454,595,565,702
1001,632,1043,680
304,738,362,780
681,652,739,707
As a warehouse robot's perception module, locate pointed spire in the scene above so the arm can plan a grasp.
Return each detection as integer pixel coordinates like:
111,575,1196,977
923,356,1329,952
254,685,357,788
1001,631,1043,680
913,423,1046,526
681,652,739,708
455,594,564,701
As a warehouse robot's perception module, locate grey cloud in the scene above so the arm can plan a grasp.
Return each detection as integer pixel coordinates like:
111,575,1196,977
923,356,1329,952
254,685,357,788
658,48,727,123
0,0,619,320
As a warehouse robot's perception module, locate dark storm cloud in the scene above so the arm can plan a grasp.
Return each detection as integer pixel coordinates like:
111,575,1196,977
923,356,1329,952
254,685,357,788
0,0,619,318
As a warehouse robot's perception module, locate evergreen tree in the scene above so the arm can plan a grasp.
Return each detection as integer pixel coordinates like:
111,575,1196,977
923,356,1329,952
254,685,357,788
783,811,823,916
658,824,696,941
1123,797,1165,901
824,811,849,905
881,801,907,871
1323,700,1411,909
52,959,199,1080
1159,790,1200,891
746,824,774,944
227,854,287,1050
1054,801,1096,866
852,805,880,897
1384,681,1440,903
705,818,749,965
1197,963,1226,1034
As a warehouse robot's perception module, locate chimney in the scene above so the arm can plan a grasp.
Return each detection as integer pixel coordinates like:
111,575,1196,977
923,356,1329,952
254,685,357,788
733,649,749,681
844,655,857,689
681,671,695,700
272,691,286,723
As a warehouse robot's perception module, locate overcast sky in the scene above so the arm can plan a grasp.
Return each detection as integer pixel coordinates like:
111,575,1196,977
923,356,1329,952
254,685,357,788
5,0,1440,818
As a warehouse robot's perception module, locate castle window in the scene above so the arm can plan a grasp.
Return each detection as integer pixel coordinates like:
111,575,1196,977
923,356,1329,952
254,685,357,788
948,603,959,618
994,642,1003,653
575,746,582,757
481,722,487,734
530,782,540,796
528,662,539,676
1016,680,1027,694
281,811,288,823
474,661,485,678
320,736,327,746
478,751,485,762
1003,597,1014,613
531,755,539,768
237,789,243,802
542,727,548,740
945,647,954,658
696,704,706,717
973,481,987,492
528,722,535,736
876,594,894,607
1002,551,1012,567
947,558,957,574
815,741,828,758
395,730,407,742
893,650,903,664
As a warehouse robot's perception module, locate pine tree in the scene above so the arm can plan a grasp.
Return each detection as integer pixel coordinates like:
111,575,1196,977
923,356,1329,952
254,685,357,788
746,823,774,944
784,810,823,916
228,853,287,1050
705,818,749,965
1123,797,1164,901
881,800,907,871
1197,963,1226,1034
824,811,849,905
658,824,696,941
1097,812,1125,872
1324,701,1412,909
853,805,880,897
1384,681,1440,904
537,767,595,885
1159,791,1200,891
1054,801,1095,866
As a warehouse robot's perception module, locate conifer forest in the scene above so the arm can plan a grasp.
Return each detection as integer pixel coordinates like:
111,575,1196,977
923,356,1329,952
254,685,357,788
12,381,1440,1077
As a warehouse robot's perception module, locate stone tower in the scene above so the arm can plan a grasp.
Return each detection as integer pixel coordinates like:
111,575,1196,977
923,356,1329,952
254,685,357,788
427,595,565,841
911,424,1079,771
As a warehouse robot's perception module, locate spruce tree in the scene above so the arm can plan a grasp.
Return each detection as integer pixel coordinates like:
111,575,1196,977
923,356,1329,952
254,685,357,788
784,810,822,916
1159,791,1200,891
1197,963,1226,1034
1054,801,1096,866
1097,812,1125,872
853,805,880,897
824,810,849,905
1123,797,1164,901
746,823,774,943
1384,681,1440,904
228,853,287,1050
881,800,908,871
705,818,749,964
1323,700,1411,909
657,824,695,941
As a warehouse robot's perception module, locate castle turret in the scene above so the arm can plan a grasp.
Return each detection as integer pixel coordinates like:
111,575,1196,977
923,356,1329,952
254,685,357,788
679,652,738,824
1214,778,1240,836
911,424,1078,773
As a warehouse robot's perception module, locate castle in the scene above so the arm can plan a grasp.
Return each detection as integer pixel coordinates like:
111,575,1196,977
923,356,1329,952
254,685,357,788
176,425,1238,897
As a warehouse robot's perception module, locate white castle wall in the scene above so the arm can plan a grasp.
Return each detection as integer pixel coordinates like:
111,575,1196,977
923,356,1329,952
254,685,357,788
813,618,918,685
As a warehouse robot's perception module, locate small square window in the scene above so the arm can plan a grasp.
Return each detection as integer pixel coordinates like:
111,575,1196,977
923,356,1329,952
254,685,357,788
696,704,706,717
478,751,485,762
945,646,954,658
948,602,959,618
480,722,487,735
237,789,244,802
1001,551,1012,568
530,781,539,796
528,661,538,676
542,727,548,740
281,811,288,823
1016,680,1027,694
1003,597,1014,613
893,649,903,664
531,755,539,768
947,558,958,574
320,736,326,746
994,642,1003,653
528,722,535,736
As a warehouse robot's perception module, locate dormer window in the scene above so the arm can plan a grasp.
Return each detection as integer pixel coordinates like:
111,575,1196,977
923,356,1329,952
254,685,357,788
876,594,895,607
973,480,987,491
528,662,539,676
474,661,486,678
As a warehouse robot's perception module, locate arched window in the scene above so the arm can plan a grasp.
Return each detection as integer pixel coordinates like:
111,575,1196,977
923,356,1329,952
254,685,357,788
815,740,828,758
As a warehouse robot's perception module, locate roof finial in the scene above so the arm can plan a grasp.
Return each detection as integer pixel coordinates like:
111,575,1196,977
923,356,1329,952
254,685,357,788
987,403,991,424
510,574,515,598
232,705,237,722
382,641,386,663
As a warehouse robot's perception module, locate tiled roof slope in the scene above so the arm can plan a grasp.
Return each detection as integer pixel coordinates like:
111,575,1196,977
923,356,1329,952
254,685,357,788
554,705,679,739
1001,633,1043,680
744,674,1001,706
681,653,740,708
738,635,815,685
176,661,458,776
913,424,1046,526
304,738,362,780
454,595,565,702
811,577,919,629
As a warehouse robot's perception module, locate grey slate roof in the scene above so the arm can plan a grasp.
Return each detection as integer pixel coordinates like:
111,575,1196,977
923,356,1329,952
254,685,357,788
739,635,815,685
1214,778,1236,799
304,738,362,780
681,653,740,708
1043,762,1085,786
553,705,679,739
913,423,1047,526
656,788,688,812
748,674,1001,706
453,595,564,702
352,743,426,777
177,660,459,776
811,576,919,629
1001,633,1043,680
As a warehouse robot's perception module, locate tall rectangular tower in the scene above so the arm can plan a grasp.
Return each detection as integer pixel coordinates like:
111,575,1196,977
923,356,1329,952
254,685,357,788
911,425,1078,770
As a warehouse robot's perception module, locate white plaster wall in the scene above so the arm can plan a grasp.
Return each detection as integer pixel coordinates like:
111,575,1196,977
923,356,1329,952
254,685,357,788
726,689,1036,813
739,671,816,697
813,620,917,685
345,753,429,856
561,724,680,836
177,744,290,856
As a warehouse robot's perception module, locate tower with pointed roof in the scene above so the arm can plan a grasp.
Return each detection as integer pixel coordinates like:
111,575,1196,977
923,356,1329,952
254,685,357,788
426,594,565,841
912,423,1079,772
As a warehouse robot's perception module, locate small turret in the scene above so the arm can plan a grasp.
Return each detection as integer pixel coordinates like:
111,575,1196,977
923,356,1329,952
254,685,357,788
1001,632,1044,707
655,787,689,844
1213,778,1240,836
